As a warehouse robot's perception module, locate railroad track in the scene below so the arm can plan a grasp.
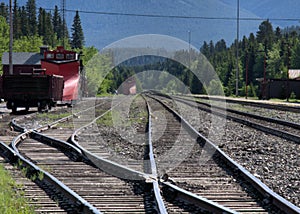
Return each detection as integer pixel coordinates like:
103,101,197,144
1,95,300,213
0,148,69,213
1,95,235,213
72,96,147,172
72,95,216,213
169,95,300,144
0,101,37,144
15,134,152,213
1,97,158,213
0,101,95,213
0,103,78,212
146,95,274,213
0,99,106,213
145,93,300,213
190,94,300,113
161,94,300,207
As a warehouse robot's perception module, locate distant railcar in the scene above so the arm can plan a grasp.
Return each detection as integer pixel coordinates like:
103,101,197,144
122,76,136,95
259,78,300,99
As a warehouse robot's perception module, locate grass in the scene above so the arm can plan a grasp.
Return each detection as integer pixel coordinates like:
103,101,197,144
96,96,148,127
0,164,35,214
96,93,118,97
36,112,71,120
269,98,300,103
129,96,148,124
96,111,120,127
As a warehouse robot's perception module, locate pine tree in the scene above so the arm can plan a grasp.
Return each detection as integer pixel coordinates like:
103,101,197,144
0,16,9,54
291,41,300,69
62,19,70,43
20,6,28,37
0,3,8,22
200,41,209,57
44,11,55,46
37,7,44,37
26,0,37,36
52,5,62,39
215,39,227,52
71,10,84,49
256,20,274,51
13,0,22,39
38,8,55,46
275,26,282,41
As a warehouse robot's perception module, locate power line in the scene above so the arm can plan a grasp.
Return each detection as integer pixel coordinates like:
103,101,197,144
43,8,300,22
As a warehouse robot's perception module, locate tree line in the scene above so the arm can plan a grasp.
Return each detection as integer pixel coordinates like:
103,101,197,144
93,20,300,97
89,49,219,96
0,0,84,49
201,20,300,97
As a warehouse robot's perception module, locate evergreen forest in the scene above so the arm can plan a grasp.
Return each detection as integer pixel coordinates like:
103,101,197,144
96,20,300,98
0,0,85,64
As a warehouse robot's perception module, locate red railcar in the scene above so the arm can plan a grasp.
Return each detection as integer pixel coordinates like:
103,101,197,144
41,46,80,104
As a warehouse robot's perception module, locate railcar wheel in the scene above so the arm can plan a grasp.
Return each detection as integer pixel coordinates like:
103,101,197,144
12,106,17,114
38,106,42,112
44,104,49,112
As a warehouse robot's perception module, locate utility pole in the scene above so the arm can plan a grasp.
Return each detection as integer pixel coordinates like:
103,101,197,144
9,0,13,75
235,0,240,96
188,30,191,69
285,42,290,101
245,52,249,99
62,0,66,47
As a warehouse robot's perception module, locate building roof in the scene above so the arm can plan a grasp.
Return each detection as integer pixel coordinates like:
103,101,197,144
289,69,300,79
2,52,43,65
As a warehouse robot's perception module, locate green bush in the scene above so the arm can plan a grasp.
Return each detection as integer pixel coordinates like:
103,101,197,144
0,164,35,213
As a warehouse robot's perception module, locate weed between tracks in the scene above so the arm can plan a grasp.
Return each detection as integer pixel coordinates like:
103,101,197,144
0,164,35,213
93,95,148,160
96,108,148,127
36,112,71,120
96,95,148,128
14,160,44,183
96,111,115,126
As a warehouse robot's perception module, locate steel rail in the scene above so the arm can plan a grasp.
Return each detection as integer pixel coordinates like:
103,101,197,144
8,97,150,211
175,95,300,130
10,97,147,181
34,100,107,132
10,115,84,162
1,138,101,214
71,97,150,181
74,143,148,180
30,131,83,161
173,95,300,144
11,117,30,133
10,98,107,133
191,94,300,113
145,94,238,213
160,181,237,214
149,94,300,214
143,95,168,214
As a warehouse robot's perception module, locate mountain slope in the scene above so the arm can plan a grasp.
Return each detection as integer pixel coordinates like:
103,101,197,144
64,0,261,49
4,0,292,49
221,0,300,27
